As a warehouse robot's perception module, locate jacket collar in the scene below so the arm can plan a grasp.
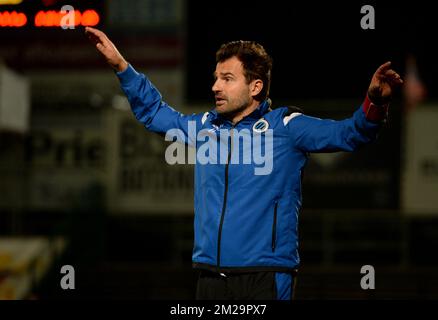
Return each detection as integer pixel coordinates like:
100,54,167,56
210,99,272,126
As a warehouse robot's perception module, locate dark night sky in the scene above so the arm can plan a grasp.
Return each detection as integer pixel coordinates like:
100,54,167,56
1,1,435,103
186,1,436,102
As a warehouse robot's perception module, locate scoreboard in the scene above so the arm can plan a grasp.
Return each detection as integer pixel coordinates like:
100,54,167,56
0,0,182,70
0,0,103,28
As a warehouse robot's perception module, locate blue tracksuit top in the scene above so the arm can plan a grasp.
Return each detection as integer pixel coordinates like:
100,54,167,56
117,64,388,273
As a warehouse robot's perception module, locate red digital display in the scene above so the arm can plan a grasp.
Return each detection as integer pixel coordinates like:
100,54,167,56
0,0,103,28
0,11,27,27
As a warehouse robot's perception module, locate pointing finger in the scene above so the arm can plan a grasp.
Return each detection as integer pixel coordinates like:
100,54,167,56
376,61,392,75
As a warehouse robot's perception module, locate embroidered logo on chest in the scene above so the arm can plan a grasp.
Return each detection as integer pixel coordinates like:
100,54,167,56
252,119,269,133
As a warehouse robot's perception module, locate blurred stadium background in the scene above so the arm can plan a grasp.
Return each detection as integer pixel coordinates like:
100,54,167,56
0,0,437,299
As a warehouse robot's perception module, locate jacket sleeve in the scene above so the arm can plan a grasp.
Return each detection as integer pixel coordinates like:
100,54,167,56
117,64,201,146
285,95,389,153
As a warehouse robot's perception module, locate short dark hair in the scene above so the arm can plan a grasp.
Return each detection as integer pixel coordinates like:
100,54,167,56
216,41,273,101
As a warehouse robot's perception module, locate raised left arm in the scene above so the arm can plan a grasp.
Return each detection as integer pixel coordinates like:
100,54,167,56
285,62,403,153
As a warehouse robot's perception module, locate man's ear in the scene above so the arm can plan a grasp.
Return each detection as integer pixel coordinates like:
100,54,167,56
250,79,263,98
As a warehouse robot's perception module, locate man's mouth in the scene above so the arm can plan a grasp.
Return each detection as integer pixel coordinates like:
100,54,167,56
215,97,226,106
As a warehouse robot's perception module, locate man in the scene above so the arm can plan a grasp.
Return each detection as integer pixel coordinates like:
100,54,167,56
85,27,403,300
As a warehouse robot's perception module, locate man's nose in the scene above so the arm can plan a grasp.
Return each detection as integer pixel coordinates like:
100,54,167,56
212,80,220,93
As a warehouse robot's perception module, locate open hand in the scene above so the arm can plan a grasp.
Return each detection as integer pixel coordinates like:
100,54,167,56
85,27,128,72
368,61,403,104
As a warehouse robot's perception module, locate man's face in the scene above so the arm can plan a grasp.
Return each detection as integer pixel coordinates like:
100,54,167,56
212,56,252,116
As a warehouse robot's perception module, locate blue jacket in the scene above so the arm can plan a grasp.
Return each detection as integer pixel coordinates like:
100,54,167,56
117,64,388,273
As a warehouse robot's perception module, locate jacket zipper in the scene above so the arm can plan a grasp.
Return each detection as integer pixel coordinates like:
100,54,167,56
272,201,278,252
217,126,234,271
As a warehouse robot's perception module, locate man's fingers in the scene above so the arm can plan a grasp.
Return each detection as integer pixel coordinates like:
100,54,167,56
85,26,103,38
390,75,404,86
383,71,403,88
384,69,404,85
392,72,403,84
85,26,126,71
385,69,397,78
95,43,106,54
86,28,103,46
375,64,404,86
85,27,110,47
376,61,392,75
85,26,101,38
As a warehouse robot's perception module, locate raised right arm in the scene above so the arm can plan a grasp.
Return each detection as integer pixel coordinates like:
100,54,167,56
85,27,202,145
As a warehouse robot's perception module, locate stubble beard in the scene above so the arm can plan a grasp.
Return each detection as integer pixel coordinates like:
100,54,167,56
215,93,251,120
